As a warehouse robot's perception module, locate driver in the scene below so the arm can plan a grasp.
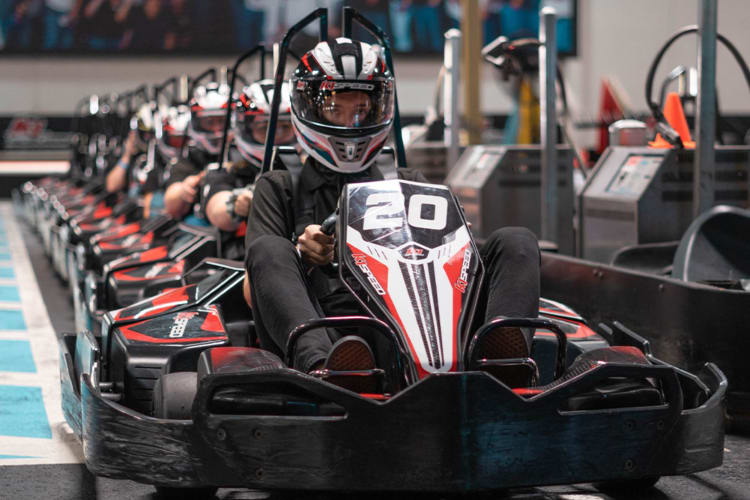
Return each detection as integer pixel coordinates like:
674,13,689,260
244,38,540,391
162,80,227,223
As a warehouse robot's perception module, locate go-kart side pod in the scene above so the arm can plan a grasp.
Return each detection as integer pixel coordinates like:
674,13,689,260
59,324,726,492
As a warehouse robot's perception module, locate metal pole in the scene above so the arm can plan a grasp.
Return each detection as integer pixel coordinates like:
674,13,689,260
460,0,481,145
177,75,189,104
444,29,461,169
539,6,558,245
694,0,717,217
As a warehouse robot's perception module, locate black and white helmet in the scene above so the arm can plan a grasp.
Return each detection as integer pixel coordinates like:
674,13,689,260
290,37,395,173
155,104,190,160
233,79,295,166
188,81,230,155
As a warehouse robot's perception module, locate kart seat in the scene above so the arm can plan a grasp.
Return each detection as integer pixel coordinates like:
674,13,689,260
513,346,664,411
672,205,750,288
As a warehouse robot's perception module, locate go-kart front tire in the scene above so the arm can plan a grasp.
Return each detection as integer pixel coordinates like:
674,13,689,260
152,371,197,420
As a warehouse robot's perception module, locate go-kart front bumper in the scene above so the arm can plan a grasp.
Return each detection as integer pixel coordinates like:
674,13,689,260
60,332,726,492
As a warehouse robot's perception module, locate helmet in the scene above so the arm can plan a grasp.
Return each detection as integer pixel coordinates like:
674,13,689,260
233,79,296,166
188,81,230,155
129,102,155,152
155,104,190,160
290,37,395,173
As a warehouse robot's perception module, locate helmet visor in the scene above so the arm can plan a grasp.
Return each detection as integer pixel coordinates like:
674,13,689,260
193,113,225,134
292,80,394,130
238,115,296,146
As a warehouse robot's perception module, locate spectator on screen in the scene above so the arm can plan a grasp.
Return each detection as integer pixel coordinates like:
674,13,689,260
388,0,412,52
5,0,43,49
43,0,73,48
406,0,441,52
164,0,191,50
229,0,264,50
118,0,169,50
349,0,390,42
83,0,124,50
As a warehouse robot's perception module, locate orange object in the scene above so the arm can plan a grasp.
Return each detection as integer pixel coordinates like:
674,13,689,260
649,92,696,149
596,78,628,154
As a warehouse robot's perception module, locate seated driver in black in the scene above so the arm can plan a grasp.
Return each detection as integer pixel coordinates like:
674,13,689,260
244,38,540,391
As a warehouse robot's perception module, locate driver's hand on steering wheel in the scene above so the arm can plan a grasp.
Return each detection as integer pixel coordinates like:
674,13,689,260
297,224,334,267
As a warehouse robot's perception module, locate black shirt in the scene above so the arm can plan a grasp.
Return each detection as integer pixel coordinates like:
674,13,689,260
164,149,216,187
245,157,427,247
200,160,259,212
245,157,427,309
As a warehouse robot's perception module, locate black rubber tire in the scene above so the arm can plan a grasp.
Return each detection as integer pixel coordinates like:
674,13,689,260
596,476,661,493
152,371,198,420
154,485,218,499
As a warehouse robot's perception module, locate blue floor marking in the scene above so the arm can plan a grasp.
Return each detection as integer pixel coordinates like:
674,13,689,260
0,454,39,459
0,253,10,261
0,385,52,439
0,340,36,372
0,285,20,302
0,310,26,330
0,267,14,279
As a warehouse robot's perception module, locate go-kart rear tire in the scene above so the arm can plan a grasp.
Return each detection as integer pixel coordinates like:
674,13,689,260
152,371,197,420
596,476,660,493
154,485,218,499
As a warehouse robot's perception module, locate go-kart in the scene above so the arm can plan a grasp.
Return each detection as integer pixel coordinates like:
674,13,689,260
74,222,219,334
59,178,726,494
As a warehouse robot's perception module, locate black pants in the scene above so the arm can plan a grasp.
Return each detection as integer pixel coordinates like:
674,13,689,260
245,227,540,372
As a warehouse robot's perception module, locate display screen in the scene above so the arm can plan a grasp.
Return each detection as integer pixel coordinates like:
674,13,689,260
0,0,576,56
605,154,663,196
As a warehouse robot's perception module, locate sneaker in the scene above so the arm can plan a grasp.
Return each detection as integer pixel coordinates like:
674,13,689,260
312,336,381,393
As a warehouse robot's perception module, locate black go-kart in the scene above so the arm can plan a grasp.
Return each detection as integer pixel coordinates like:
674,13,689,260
74,222,219,335
59,178,726,495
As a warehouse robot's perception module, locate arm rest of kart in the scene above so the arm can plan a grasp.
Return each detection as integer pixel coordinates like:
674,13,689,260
467,317,568,380
285,316,415,385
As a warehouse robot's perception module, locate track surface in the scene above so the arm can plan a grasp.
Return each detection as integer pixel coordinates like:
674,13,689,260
0,203,748,500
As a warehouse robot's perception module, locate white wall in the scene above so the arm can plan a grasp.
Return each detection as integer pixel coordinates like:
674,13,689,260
1,0,749,124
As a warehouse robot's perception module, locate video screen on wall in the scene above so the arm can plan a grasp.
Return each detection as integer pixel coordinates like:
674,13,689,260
0,0,576,56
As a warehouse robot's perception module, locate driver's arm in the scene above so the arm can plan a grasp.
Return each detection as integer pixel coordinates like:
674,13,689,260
163,161,203,218
202,169,253,232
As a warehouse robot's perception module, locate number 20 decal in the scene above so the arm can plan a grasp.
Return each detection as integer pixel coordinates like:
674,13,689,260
363,192,448,230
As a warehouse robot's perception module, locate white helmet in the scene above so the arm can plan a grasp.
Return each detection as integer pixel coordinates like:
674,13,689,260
290,37,395,174
188,81,230,155
155,104,190,159
232,79,296,166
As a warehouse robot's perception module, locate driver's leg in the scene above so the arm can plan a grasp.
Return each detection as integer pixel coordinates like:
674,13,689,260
245,234,332,372
477,226,540,350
